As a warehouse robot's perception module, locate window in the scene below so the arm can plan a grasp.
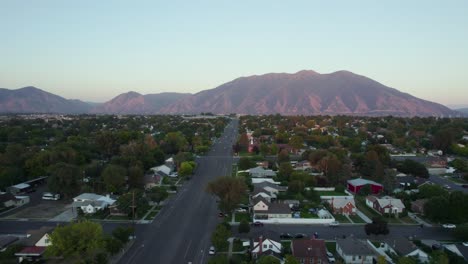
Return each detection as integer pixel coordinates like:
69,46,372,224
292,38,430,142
353,256,356,261
358,255,362,259
269,245,272,249
263,244,267,249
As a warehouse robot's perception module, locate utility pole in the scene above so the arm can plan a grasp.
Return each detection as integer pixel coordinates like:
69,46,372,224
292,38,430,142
130,190,136,239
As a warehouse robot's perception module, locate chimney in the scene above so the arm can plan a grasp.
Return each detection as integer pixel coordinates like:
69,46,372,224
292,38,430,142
258,236,263,255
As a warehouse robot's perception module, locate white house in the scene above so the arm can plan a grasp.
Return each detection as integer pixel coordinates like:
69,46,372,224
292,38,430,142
336,238,376,264
251,236,282,259
248,166,277,178
72,193,116,214
150,164,173,177
381,238,429,263
252,197,291,219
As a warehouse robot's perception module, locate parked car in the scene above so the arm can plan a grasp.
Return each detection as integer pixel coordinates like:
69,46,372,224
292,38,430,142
235,208,247,213
294,233,307,239
329,221,340,227
462,242,468,247
280,233,293,239
218,212,228,217
42,192,60,201
442,224,456,229
444,184,452,190
208,246,216,255
252,221,264,227
462,184,468,188
327,251,335,263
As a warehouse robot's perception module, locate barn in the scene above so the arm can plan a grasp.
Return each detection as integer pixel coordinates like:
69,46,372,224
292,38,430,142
347,178,383,194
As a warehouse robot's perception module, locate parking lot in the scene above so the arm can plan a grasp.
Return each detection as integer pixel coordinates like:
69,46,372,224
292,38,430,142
4,200,69,220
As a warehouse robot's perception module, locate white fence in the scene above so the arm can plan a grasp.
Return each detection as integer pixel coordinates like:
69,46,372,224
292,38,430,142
253,217,335,224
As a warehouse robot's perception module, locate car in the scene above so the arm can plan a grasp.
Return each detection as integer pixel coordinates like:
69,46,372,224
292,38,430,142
218,212,227,217
329,221,340,227
280,233,293,239
444,184,452,190
208,246,216,255
442,224,456,229
462,184,468,188
252,221,264,227
235,208,247,213
42,192,60,200
294,233,307,239
462,242,468,247
327,251,336,263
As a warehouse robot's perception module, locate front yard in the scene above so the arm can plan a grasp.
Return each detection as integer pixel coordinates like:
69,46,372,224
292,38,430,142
235,212,251,222
333,214,351,223
349,214,366,223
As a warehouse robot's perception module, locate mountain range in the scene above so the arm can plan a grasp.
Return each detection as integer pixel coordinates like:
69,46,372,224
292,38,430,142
0,70,461,117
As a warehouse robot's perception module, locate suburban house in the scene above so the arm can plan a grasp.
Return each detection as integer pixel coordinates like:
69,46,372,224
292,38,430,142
380,238,429,263
251,235,283,261
329,197,356,215
294,160,313,171
291,239,329,264
253,181,287,194
411,199,428,215
252,197,291,219
144,174,162,190
7,183,33,195
347,178,383,194
15,226,54,263
336,238,376,264
0,192,29,209
251,182,287,202
252,188,276,202
150,164,173,177
249,166,277,178
366,196,405,216
72,193,116,214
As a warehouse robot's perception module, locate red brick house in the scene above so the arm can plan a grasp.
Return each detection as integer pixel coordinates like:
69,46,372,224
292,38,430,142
329,197,356,215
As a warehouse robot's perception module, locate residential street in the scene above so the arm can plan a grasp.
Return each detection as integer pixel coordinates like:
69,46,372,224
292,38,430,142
117,118,239,264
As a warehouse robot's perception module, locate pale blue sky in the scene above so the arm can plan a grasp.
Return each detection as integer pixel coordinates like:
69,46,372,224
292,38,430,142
1,1,467,104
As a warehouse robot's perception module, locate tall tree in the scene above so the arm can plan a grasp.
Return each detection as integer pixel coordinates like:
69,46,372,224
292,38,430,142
102,164,127,193
206,177,248,213
48,163,81,199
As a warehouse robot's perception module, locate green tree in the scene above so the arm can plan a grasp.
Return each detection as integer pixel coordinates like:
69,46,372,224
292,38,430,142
46,221,104,260
207,255,229,264
358,184,372,196
117,190,149,217
288,180,305,194
128,165,144,189
397,256,417,264
162,131,188,154
238,157,256,170
429,251,449,264
179,161,194,177
104,236,123,255
211,224,231,250
257,255,280,264
206,177,248,213
102,164,127,193
453,224,468,241
278,162,293,181
47,162,81,199
284,255,300,264
289,135,304,150
112,226,134,244
238,219,250,233
147,186,169,204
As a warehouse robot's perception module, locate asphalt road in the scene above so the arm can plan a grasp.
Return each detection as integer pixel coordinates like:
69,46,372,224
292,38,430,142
118,118,239,264
429,174,468,193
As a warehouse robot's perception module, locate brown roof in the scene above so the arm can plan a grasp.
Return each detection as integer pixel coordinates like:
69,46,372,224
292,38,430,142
23,226,54,247
291,239,328,261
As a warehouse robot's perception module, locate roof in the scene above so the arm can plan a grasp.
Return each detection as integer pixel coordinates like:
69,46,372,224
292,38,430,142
73,193,103,201
253,182,287,192
151,164,172,175
15,246,47,256
411,199,428,207
267,203,291,214
347,178,382,187
291,239,328,260
252,237,282,253
331,197,355,208
376,196,405,209
252,196,270,206
383,238,419,256
0,236,18,249
336,238,375,256
24,226,54,247
366,195,377,203
11,183,30,189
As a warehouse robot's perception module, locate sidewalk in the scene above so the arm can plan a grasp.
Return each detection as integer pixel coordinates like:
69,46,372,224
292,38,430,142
355,209,372,223
408,212,432,227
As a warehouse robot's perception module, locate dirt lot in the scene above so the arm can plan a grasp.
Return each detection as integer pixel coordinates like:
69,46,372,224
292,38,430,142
5,200,69,220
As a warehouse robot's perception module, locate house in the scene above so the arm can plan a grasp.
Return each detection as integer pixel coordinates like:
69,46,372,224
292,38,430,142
411,199,428,215
381,238,429,263
329,197,356,215
336,238,376,264
366,196,405,216
251,235,283,260
0,236,18,251
150,164,173,177
295,160,313,171
15,226,54,263
253,181,287,193
291,239,329,264
144,174,162,190
252,188,276,202
7,183,32,195
0,192,17,208
252,197,291,219
249,166,277,178
347,178,383,194
72,193,116,214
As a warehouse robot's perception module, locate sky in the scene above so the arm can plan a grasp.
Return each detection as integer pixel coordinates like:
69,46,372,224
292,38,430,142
0,1,467,105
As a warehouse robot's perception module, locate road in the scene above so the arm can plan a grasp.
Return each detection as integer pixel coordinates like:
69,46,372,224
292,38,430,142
118,118,239,264
429,174,468,193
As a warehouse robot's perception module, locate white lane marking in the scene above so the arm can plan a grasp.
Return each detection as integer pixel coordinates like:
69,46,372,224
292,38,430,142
184,239,193,259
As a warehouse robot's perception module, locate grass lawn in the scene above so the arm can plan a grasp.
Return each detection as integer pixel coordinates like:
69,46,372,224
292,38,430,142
281,241,292,254
399,216,417,224
235,212,251,222
144,210,159,220
349,214,366,223
355,196,381,219
232,239,245,252
325,242,336,253
333,214,351,223
300,209,319,219
317,191,348,196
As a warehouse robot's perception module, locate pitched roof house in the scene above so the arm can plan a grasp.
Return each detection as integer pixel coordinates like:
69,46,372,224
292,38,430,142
366,196,405,216
329,197,356,215
15,226,54,263
251,235,283,260
336,238,376,264
252,197,291,219
291,239,329,264
72,193,116,214
249,166,277,178
381,238,429,263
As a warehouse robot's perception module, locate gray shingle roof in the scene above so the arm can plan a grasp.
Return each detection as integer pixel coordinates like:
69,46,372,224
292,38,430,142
337,238,375,256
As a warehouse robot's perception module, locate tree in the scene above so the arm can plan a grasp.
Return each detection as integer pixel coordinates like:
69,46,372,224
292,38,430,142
377,255,387,264
365,217,389,235
211,224,231,250
397,159,429,178
47,162,81,199
238,157,256,170
128,165,144,189
117,190,149,217
147,186,169,204
162,132,188,154
429,251,449,264
278,162,293,181
238,133,249,152
257,255,281,264
179,161,194,177
284,255,300,264
46,221,104,259
112,226,134,244
207,255,229,264
288,180,305,194
104,236,123,255
206,177,248,213
397,256,417,264
238,219,250,233
277,149,290,163
358,184,372,196
102,164,127,193
289,136,304,150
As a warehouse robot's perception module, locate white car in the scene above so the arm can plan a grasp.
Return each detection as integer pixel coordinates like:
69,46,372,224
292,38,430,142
327,252,335,263
42,192,60,200
235,208,247,213
442,224,456,229
329,221,340,227
462,242,468,247
208,246,216,255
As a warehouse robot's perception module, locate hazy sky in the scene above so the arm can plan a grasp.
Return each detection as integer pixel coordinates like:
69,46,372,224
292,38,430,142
1,1,467,105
